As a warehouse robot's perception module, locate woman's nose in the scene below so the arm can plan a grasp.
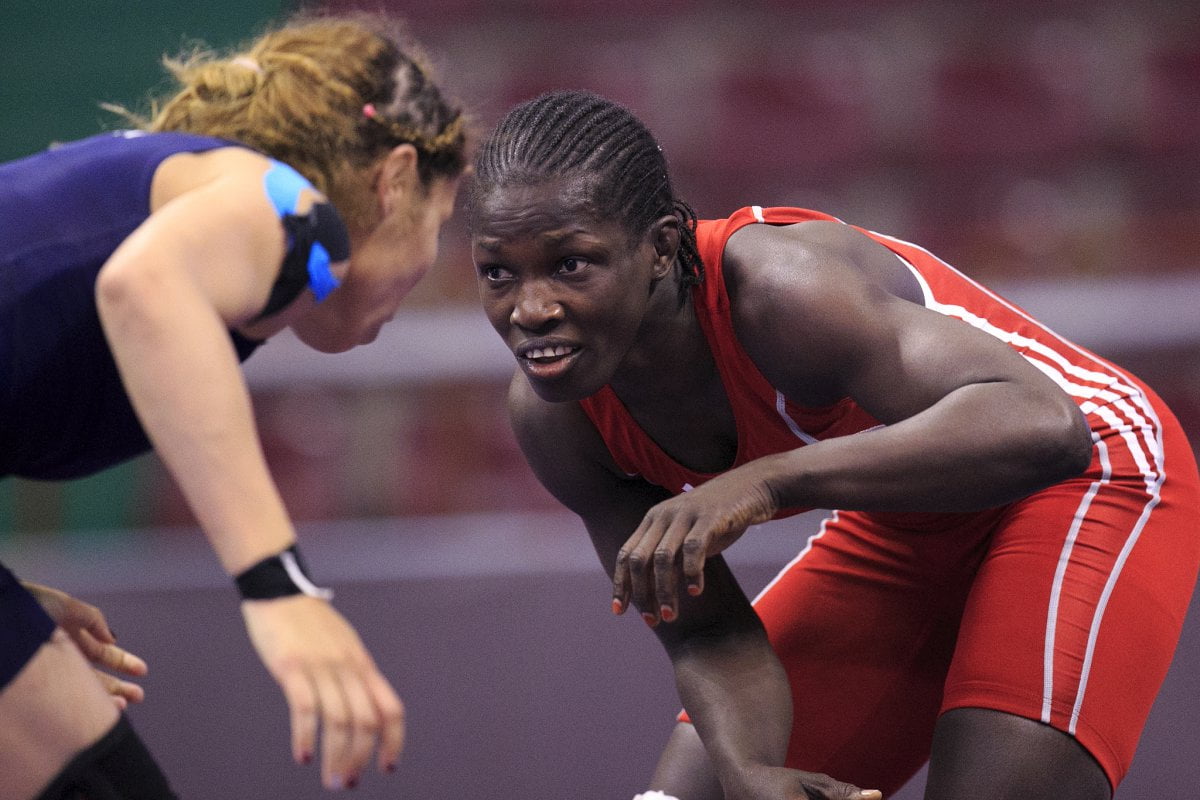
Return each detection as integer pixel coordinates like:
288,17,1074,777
509,281,565,329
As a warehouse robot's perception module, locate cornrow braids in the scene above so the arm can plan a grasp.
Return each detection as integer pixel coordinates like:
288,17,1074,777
471,90,704,303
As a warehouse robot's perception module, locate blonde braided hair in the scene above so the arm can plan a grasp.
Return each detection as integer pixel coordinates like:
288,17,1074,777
109,12,467,227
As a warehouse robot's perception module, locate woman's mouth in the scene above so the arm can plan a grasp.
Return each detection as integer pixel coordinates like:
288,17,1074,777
517,344,581,380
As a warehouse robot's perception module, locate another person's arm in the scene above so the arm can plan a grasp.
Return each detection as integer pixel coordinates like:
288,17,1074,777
95,150,402,790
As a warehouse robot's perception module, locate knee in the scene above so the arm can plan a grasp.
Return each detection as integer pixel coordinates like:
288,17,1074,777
34,715,177,800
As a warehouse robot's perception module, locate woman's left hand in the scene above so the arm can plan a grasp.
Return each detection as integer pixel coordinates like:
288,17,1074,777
729,764,882,800
20,581,148,708
612,466,779,624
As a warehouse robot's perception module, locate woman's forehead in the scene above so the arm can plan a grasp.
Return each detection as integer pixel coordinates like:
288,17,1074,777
471,177,615,237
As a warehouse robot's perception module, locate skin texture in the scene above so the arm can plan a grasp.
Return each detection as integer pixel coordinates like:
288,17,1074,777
1,143,460,797
472,175,1098,800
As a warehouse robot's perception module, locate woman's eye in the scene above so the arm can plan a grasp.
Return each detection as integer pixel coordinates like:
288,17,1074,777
558,257,589,274
481,265,508,281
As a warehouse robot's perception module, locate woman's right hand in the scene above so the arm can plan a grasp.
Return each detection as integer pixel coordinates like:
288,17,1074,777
729,764,882,800
240,594,404,791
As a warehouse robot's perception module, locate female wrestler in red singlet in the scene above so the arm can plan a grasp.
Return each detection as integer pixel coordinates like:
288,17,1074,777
469,90,1200,800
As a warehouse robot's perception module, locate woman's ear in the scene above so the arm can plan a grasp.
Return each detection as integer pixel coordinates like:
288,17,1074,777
375,143,420,216
650,214,681,281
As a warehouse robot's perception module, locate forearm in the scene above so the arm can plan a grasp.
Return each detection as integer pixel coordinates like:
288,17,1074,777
667,622,792,794
100,280,293,575
765,381,1091,513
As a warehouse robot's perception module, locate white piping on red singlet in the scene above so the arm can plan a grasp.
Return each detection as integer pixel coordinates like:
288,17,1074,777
751,510,840,606
876,232,1165,735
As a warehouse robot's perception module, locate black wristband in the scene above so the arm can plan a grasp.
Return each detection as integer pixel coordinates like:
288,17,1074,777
235,545,334,601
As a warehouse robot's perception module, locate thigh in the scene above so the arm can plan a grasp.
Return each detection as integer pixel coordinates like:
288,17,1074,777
942,408,1200,790
0,628,121,800
926,708,1110,800
746,508,998,796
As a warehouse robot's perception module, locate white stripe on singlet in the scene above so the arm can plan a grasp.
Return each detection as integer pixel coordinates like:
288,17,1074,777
878,233,1166,729
775,391,820,445
1043,433,1109,723
751,510,840,605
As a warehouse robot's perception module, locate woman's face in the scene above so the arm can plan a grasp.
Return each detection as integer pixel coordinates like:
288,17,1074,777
471,177,671,403
295,155,460,353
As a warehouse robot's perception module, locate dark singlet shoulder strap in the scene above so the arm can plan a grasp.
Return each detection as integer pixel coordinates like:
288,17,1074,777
254,161,350,321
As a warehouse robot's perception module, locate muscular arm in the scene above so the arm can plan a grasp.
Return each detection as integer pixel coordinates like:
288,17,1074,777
508,376,876,799
727,219,1093,513
617,218,1093,640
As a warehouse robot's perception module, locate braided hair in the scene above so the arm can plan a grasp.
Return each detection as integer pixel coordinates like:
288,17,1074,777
471,90,703,302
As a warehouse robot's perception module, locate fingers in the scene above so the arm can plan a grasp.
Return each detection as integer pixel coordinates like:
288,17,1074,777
279,659,405,790
652,519,693,623
312,667,357,790
93,668,146,707
280,668,319,770
365,667,405,773
613,519,664,625
614,512,711,626
243,598,406,790
76,629,148,677
75,600,117,645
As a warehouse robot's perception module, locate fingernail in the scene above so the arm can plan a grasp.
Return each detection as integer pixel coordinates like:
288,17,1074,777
687,584,701,596
642,612,657,627
347,776,359,789
660,606,676,622
300,751,313,766
385,762,397,773
612,598,623,615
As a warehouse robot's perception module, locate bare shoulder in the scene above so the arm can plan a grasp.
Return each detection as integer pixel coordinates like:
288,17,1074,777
151,146,279,210
720,218,924,403
151,146,329,226
723,219,921,308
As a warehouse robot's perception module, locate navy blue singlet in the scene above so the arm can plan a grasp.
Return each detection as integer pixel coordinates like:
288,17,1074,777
0,131,263,480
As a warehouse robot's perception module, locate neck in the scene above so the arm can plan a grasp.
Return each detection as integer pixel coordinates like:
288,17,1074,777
609,279,711,408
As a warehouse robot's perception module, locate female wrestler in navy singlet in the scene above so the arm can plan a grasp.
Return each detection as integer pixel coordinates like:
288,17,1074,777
0,13,466,798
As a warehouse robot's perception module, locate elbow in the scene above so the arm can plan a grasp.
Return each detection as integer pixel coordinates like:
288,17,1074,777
1031,401,1094,484
95,263,151,328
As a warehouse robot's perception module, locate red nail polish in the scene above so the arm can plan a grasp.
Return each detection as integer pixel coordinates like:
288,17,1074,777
642,612,657,627
687,584,701,596
660,606,676,622
612,598,623,615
